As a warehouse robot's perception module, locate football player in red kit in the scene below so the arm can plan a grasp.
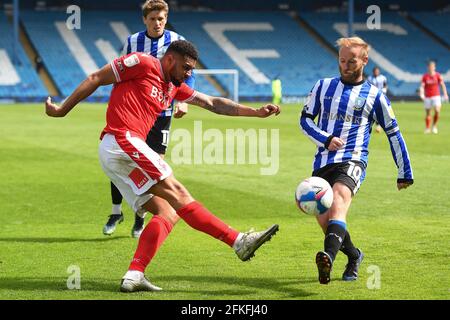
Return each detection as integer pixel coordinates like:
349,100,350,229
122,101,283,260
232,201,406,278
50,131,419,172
45,40,280,292
420,61,448,134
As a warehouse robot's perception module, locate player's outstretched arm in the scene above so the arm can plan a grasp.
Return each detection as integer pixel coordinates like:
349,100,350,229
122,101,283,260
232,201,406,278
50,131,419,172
373,94,414,190
45,64,116,117
189,92,280,117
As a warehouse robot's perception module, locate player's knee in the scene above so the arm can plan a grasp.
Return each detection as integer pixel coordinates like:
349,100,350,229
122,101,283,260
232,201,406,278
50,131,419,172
158,176,193,207
332,190,346,206
333,184,352,202
167,177,190,198
158,207,180,226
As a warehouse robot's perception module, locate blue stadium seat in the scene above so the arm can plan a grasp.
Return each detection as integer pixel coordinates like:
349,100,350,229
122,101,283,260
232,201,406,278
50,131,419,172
0,13,48,100
300,11,450,97
169,11,338,99
20,10,339,99
21,10,219,99
14,9,448,99
410,12,450,47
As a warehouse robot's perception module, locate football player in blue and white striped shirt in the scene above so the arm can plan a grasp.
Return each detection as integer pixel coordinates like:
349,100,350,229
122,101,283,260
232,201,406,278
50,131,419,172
300,37,413,285
104,0,195,238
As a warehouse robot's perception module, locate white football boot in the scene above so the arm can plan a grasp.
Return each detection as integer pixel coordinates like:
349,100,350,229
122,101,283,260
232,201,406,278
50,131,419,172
120,270,162,293
234,224,279,261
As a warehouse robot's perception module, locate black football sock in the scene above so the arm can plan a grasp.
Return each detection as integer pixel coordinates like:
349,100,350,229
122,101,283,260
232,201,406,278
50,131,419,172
111,182,123,206
324,220,347,262
340,230,360,260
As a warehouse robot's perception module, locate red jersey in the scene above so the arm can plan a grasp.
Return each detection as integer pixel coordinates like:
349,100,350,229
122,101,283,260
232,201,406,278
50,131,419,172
102,52,195,140
422,72,443,98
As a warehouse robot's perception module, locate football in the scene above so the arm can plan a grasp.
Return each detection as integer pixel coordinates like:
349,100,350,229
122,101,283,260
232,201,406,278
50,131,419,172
295,177,333,216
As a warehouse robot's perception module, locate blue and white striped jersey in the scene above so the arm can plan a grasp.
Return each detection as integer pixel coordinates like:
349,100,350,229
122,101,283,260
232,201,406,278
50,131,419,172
122,29,195,117
300,77,413,182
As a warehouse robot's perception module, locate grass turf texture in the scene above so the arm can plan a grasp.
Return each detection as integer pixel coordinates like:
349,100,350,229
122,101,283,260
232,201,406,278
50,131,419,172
0,102,449,300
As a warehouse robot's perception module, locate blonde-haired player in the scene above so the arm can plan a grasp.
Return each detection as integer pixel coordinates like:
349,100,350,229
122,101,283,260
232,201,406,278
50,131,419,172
300,36,413,284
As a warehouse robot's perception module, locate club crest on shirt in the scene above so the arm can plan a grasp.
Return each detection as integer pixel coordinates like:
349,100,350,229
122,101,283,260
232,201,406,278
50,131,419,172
354,97,366,111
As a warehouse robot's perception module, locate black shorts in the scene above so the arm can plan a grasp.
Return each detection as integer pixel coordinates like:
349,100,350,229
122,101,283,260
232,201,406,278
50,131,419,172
312,161,366,196
145,115,173,155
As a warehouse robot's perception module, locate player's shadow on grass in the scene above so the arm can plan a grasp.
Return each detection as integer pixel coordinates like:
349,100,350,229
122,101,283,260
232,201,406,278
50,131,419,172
0,276,318,297
156,275,316,298
0,277,119,293
0,236,129,243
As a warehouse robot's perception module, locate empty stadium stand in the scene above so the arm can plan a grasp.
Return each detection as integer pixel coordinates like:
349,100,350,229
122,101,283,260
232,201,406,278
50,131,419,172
1,5,448,101
19,10,339,100
300,11,450,97
170,11,338,99
0,12,48,100
20,10,220,99
409,11,450,48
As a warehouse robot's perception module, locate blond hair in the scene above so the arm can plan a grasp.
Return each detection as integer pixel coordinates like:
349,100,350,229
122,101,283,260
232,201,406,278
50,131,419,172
336,37,370,58
142,0,169,17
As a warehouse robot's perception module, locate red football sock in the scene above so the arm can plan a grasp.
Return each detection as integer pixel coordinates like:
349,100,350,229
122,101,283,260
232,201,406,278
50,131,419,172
425,116,431,129
176,201,239,247
128,215,173,272
433,113,439,126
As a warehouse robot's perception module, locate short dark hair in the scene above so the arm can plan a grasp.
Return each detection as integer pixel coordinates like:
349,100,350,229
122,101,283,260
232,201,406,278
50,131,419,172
166,40,199,61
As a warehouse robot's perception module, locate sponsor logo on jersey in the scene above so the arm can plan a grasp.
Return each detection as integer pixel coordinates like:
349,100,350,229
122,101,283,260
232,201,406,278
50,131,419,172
128,168,149,189
324,95,341,103
150,85,171,107
322,112,362,124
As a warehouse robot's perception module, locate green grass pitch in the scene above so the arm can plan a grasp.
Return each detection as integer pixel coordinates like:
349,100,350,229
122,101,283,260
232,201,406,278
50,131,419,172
0,101,449,300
